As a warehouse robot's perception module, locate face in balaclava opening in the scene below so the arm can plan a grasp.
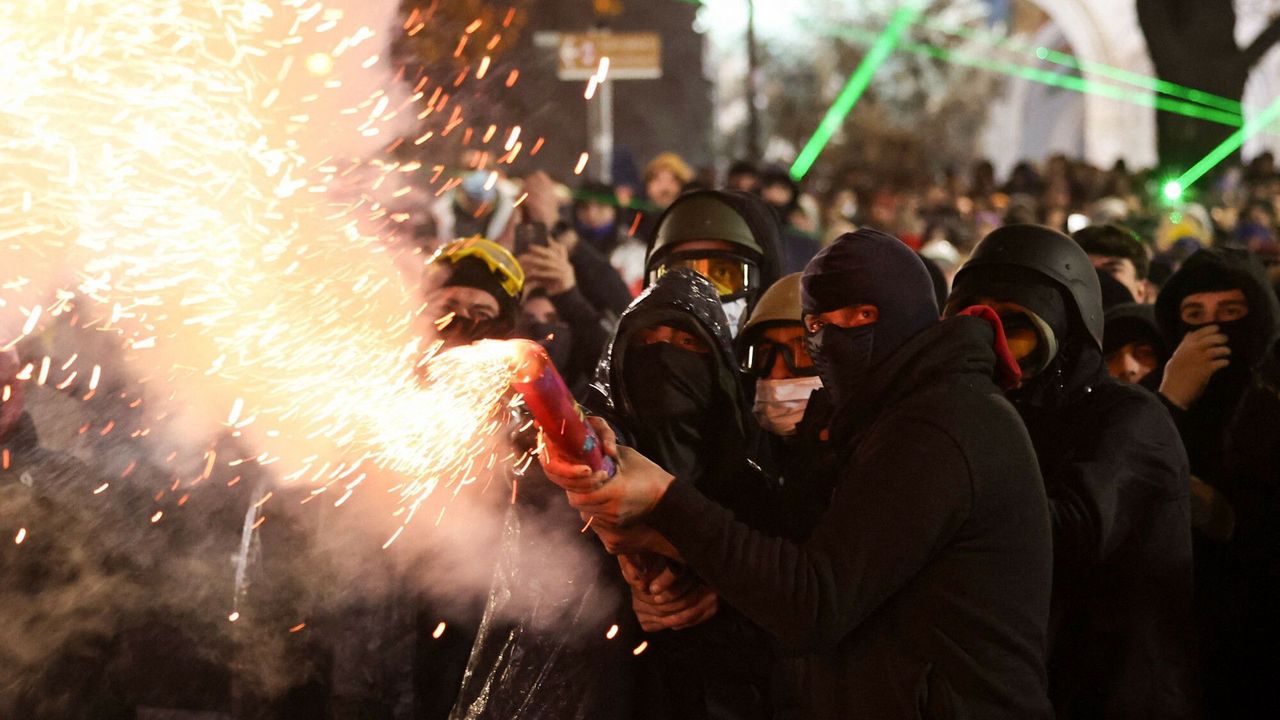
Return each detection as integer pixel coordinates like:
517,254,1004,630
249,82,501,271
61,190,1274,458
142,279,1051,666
430,256,516,346
621,324,720,485
801,229,939,413
1178,287,1256,415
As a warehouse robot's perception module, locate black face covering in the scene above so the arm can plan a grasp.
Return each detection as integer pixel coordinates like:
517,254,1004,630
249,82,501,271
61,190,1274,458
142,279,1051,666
1180,318,1256,415
527,321,572,370
800,229,940,419
806,324,875,411
623,342,715,419
622,342,717,484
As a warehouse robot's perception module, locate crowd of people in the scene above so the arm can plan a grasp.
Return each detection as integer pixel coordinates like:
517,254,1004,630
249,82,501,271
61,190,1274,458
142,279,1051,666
4,144,1280,719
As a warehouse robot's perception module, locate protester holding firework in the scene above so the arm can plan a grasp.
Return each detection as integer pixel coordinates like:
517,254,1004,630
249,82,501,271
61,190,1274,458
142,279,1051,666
580,266,777,720
542,230,1055,719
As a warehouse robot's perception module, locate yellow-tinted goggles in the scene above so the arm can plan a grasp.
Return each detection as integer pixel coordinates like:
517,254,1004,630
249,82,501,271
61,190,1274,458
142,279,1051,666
650,253,760,299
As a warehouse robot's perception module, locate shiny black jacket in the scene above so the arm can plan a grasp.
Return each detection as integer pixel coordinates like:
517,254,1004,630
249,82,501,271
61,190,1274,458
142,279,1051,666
589,268,777,720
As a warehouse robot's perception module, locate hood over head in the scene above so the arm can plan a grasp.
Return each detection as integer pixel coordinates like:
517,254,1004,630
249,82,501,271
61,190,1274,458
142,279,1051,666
800,229,939,418
1104,303,1166,361
1154,247,1280,368
590,268,755,494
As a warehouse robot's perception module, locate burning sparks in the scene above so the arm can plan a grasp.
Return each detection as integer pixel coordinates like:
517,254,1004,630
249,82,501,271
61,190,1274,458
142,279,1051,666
0,0,528,536
432,621,447,639
13,527,26,545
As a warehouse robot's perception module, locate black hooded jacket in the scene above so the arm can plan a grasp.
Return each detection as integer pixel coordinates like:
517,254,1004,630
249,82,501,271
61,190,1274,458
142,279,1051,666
648,316,1054,719
588,268,777,720
1013,352,1195,720
952,231,1195,719
1155,248,1280,716
589,268,773,525
1154,247,1280,492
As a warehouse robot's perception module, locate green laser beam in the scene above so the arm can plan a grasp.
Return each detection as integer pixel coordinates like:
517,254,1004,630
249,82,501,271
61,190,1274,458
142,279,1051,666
1175,94,1280,191
1031,46,1242,116
789,6,921,181
813,20,1248,128
907,15,1243,116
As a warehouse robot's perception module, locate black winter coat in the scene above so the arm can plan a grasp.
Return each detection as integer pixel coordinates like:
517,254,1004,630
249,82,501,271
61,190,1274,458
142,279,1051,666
1016,369,1195,719
589,268,777,720
648,316,1054,719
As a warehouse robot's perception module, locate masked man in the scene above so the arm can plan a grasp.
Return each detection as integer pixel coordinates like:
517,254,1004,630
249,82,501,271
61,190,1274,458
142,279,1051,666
947,224,1194,720
645,190,783,337
737,273,835,541
422,237,524,347
1154,247,1280,716
544,229,1054,719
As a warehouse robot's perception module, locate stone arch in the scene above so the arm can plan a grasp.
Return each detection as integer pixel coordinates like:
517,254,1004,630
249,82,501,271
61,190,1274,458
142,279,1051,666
983,0,1159,170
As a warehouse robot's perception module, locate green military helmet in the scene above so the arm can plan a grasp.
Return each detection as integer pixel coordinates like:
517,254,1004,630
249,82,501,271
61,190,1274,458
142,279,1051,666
741,272,804,341
647,191,767,270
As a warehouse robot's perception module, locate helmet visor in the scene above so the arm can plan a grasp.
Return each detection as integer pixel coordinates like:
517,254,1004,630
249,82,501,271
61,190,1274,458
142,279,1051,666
650,251,761,300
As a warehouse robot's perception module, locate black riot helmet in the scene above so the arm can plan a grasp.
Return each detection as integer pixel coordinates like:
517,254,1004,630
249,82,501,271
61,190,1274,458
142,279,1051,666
953,224,1104,351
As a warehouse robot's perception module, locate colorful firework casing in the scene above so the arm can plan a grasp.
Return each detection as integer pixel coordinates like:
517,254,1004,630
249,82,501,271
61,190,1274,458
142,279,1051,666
508,339,616,477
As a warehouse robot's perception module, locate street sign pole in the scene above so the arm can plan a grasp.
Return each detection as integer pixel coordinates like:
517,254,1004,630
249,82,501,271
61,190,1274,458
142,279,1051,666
591,77,614,183
558,31,660,184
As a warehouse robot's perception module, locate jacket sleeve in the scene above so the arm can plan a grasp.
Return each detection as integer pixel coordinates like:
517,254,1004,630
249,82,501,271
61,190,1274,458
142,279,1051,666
549,287,612,385
1044,394,1188,577
646,419,971,652
569,243,633,317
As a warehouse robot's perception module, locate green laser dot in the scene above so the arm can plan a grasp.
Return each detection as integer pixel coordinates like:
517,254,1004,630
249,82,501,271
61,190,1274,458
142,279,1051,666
1162,181,1184,201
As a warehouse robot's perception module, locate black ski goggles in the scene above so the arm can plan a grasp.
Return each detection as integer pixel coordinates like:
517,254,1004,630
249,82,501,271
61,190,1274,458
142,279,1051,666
739,337,818,378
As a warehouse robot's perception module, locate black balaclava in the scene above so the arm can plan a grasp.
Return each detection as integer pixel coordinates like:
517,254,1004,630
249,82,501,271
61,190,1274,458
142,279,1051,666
1104,303,1166,361
1153,248,1280,477
437,255,517,344
1160,257,1269,368
1158,256,1260,440
801,229,939,412
620,321,720,486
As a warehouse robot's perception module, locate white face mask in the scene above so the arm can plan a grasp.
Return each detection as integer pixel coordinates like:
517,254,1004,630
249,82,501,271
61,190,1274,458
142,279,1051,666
722,298,749,338
753,376,823,437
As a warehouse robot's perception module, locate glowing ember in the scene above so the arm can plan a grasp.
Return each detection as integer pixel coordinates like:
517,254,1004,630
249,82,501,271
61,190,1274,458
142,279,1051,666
432,621,446,639
13,527,26,545
0,0,526,531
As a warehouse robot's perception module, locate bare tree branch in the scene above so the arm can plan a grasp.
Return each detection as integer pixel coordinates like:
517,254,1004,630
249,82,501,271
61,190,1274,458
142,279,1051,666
1136,0,1184,68
1244,14,1280,68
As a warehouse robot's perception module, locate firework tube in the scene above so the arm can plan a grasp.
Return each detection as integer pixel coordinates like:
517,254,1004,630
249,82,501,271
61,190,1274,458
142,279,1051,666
508,339,616,477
